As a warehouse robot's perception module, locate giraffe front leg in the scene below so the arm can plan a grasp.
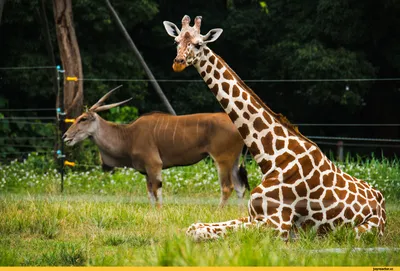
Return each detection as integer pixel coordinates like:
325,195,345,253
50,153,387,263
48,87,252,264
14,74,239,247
186,217,257,241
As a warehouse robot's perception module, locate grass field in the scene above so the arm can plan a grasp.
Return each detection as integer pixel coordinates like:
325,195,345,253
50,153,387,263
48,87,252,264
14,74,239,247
0,153,400,266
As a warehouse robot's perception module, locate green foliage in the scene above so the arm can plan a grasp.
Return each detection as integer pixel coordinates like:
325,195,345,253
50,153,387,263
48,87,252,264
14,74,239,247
103,105,139,123
1,0,400,159
259,1,269,14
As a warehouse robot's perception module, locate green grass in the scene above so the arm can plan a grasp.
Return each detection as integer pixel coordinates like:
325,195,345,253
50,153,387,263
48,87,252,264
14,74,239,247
0,153,400,266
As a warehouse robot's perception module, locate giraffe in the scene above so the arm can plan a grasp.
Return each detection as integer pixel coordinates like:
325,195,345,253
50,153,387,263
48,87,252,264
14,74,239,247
163,15,386,241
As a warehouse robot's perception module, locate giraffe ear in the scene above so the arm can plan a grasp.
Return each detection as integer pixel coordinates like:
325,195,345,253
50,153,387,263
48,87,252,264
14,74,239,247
202,28,223,44
163,21,181,38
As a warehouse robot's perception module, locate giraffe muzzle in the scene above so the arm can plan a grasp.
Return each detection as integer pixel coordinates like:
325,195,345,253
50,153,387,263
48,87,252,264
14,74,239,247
173,58,187,72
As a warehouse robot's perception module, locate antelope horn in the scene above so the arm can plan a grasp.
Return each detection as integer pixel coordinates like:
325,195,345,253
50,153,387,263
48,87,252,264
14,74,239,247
89,85,123,111
181,15,191,28
194,16,202,33
92,97,133,113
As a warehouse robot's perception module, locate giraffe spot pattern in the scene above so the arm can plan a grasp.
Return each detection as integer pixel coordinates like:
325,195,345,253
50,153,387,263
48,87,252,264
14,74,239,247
206,78,213,85
247,104,258,114
254,117,268,132
282,207,292,222
235,101,244,109
346,193,356,204
249,142,261,156
344,207,355,220
219,98,229,108
310,187,324,199
221,82,230,94
275,153,296,171
263,111,273,124
275,139,285,150
210,85,219,95
319,160,331,172
209,55,216,64
266,201,279,216
282,187,296,205
261,133,274,155
288,139,305,155
298,155,313,177
265,188,280,202
295,199,309,216
252,186,263,194
322,172,334,187
312,212,323,220
223,70,234,80
261,177,280,188
228,109,239,123
250,96,262,109
259,159,273,174
238,123,250,139
214,70,220,79
232,85,240,97
335,188,347,200
189,50,386,240
251,197,264,214
282,163,301,184
322,189,334,208
295,182,308,197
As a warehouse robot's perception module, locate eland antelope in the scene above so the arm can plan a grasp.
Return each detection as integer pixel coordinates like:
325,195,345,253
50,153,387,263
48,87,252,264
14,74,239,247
63,87,249,207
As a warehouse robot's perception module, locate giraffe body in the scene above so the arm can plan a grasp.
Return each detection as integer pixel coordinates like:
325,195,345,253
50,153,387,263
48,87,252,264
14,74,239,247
163,16,386,240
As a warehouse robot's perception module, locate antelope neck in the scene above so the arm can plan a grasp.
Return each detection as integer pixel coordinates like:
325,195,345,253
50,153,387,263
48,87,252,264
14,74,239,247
92,116,133,157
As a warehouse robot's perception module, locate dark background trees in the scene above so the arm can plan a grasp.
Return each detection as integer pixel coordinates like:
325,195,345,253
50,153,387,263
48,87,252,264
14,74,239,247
0,0,399,158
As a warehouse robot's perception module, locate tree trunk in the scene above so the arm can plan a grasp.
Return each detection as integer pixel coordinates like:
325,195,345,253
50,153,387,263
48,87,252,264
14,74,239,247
0,0,5,25
52,0,83,118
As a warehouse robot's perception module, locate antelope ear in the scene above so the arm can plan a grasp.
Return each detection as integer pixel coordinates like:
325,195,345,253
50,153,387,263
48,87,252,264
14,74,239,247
203,28,223,44
163,21,180,38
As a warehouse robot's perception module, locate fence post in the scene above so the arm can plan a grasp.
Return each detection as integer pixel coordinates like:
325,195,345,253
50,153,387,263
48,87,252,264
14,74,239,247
56,65,65,193
337,141,344,162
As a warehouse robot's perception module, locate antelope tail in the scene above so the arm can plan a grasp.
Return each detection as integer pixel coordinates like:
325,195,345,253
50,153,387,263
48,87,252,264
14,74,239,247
239,147,250,191
238,165,250,191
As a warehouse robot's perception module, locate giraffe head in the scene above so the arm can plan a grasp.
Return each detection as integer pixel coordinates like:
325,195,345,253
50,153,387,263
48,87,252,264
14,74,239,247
163,15,223,72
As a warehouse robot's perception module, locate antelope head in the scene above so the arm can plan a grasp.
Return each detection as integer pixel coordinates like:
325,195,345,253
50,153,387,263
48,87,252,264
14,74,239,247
62,85,132,146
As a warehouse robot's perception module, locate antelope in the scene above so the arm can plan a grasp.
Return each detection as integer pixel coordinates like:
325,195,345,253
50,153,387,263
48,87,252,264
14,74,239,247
63,86,249,207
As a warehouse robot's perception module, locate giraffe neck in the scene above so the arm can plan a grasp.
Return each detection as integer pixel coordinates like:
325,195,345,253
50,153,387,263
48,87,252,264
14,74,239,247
194,47,316,175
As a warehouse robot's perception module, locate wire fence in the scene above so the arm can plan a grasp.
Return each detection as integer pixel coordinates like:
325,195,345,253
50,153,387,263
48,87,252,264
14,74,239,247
1,65,399,163
1,109,399,159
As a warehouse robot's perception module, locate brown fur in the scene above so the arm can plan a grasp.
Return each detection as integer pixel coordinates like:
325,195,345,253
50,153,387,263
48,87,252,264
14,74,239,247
64,111,249,207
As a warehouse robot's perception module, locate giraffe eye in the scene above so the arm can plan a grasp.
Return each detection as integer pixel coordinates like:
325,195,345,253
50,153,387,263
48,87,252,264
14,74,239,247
194,43,201,49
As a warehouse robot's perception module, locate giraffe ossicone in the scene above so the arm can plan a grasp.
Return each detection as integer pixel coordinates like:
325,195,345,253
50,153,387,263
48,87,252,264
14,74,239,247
163,15,386,240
